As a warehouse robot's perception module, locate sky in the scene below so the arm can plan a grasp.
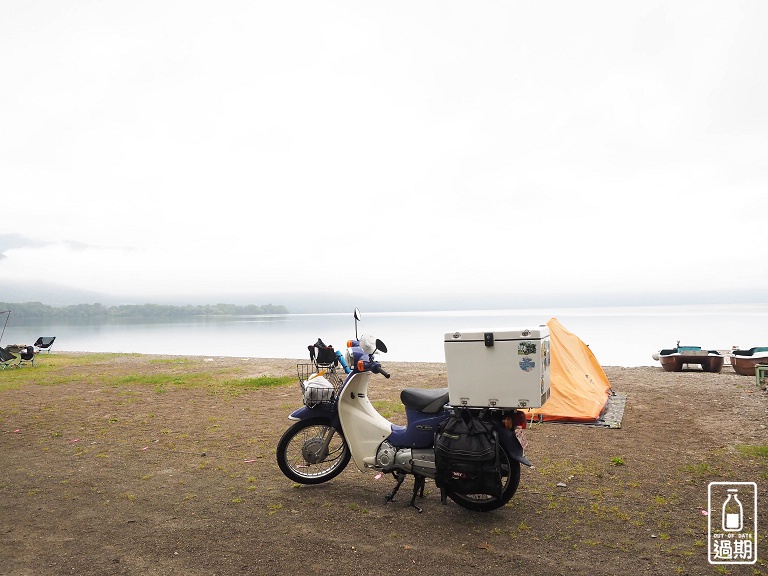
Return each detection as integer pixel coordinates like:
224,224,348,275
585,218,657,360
1,1,767,313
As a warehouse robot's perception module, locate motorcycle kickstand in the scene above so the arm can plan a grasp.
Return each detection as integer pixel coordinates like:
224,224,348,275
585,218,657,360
409,475,426,513
384,471,406,505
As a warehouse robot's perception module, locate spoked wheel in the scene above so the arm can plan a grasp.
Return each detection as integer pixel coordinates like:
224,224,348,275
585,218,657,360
276,418,351,484
448,445,521,512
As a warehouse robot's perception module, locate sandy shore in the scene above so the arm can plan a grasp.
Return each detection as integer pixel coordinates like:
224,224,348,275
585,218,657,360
1,353,767,575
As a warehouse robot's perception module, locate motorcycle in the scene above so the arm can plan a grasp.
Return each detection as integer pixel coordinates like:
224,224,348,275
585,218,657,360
276,309,532,512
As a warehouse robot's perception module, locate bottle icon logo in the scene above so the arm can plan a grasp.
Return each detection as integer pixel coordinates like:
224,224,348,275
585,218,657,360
721,488,743,532
708,482,757,565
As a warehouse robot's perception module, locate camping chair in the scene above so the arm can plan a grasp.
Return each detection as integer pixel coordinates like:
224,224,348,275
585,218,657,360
34,336,56,353
16,345,35,368
308,338,339,370
0,346,17,370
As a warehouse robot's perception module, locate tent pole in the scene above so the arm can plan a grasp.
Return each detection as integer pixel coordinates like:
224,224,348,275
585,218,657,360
0,310,10,345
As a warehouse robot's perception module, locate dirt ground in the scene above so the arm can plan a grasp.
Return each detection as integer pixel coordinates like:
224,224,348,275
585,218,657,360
1,353,767,576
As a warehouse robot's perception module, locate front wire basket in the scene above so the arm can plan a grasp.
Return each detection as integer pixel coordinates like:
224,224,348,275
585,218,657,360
297,362,345,407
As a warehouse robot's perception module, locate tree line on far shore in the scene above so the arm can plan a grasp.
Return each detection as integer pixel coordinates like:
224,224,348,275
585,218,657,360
0,302,289,320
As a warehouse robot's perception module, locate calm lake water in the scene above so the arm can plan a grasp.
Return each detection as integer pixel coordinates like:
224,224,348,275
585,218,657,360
4,304,767,367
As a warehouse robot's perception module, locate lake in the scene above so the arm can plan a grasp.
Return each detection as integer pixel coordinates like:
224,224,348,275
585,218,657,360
3,304,767,367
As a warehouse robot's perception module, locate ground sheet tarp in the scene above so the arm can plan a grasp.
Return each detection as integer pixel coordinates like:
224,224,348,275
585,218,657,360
525,318,613,424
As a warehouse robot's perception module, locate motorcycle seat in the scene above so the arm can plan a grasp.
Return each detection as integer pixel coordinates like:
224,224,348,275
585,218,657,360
400,387,450,414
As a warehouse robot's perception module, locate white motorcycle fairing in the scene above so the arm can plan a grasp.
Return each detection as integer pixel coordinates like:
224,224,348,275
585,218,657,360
337,371,392,471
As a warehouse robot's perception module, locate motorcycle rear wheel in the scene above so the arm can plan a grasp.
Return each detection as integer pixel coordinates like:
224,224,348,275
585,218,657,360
447,445,521,512
276,418,351,484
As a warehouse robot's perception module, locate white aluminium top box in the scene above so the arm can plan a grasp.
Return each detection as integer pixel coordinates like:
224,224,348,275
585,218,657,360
443,326,551,409
444,327,549,343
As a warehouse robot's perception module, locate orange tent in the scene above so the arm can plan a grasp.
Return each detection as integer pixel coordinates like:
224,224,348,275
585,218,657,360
526,318,611,422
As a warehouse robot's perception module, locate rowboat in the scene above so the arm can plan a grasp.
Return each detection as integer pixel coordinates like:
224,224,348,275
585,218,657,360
730,347,768,376
654,345,724,373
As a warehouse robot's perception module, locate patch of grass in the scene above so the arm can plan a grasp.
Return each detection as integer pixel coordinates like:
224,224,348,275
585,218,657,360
536,458,597,483
610,456,625,467
267,503,282,515
371,399,405,419
224,375,294,389
118,374,188,387
581,539,601,547
681,461,714,476
735,445,768,459
149,357,194,365
13,354,139,386
0,379,21,392
0,353,297,392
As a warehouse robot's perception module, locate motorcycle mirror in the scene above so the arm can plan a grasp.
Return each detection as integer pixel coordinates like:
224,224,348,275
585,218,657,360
354,307,361,339
375,339,387,354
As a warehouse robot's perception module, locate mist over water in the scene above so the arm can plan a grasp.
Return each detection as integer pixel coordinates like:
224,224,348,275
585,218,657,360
4,304,767,367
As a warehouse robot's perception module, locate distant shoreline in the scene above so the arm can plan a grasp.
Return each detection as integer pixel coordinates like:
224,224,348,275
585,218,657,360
0,302,288,321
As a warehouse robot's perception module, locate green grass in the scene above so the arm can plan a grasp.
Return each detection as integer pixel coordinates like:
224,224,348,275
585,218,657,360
118,374,191,386
0,353,295,393
681,461,714,476
223,376,294,389
148,357,195,365
735,445,768,459
371,399,405,419
0,376,21,392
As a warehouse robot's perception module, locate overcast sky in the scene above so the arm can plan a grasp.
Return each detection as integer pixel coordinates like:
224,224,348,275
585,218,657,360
1,1,766,311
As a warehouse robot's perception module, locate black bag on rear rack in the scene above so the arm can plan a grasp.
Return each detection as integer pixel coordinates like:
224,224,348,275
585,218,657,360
434,409,502,503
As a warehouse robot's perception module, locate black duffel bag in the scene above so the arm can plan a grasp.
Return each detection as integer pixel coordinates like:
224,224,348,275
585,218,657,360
434,409,502,503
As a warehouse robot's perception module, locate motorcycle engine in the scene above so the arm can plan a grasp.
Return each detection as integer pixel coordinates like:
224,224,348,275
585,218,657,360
375,441,413,473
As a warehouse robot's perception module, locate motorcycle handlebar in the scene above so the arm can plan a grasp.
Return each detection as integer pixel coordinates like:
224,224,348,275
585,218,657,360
370,363,391,379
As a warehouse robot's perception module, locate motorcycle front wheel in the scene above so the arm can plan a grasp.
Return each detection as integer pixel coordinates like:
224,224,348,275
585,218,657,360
447,445,521,512
276,418,351,484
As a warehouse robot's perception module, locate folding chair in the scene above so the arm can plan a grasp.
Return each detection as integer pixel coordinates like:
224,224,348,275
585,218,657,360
16,345,36,368
0,346,17,370
34,336,56,353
